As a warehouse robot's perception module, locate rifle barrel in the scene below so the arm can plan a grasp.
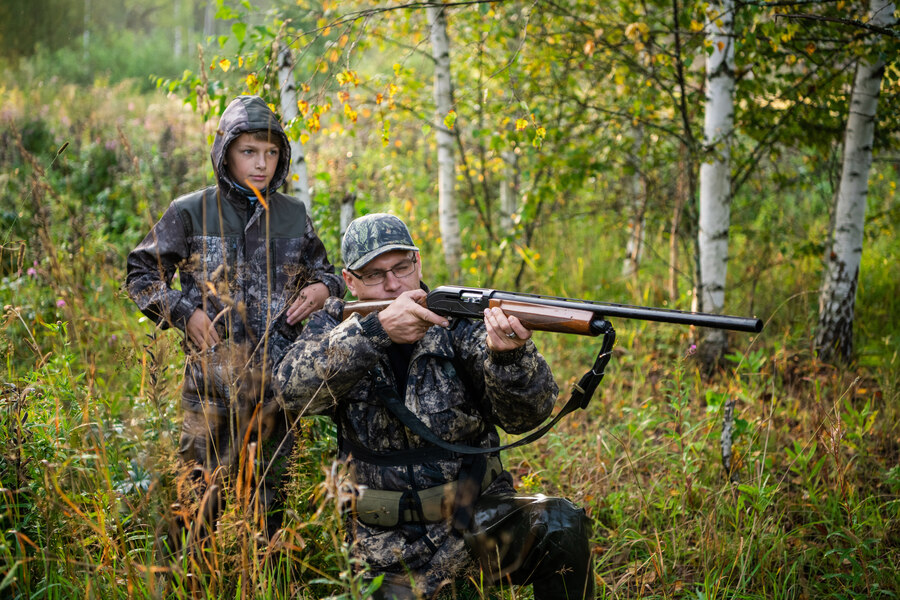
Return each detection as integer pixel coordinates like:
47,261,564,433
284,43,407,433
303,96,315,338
433,287,763,333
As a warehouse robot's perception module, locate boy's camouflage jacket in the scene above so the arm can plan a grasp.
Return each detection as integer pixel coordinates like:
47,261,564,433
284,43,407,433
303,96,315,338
126,95,344,411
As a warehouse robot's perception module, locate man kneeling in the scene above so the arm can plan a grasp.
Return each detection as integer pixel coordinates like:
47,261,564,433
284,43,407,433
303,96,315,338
275,213,594,599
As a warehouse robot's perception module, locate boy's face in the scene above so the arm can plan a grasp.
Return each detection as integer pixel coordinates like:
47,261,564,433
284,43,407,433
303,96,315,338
224,132,280,191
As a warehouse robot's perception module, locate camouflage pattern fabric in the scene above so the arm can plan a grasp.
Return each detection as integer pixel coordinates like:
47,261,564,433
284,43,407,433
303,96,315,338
341,212,419,270
126,95,344,547
274,297,571,596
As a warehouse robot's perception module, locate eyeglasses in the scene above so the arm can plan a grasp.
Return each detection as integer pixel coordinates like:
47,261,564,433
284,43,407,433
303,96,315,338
349,256,418,286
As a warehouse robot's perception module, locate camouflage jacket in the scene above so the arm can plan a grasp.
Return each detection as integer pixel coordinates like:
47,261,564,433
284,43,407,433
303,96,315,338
274,296,559,591
126,96,344,411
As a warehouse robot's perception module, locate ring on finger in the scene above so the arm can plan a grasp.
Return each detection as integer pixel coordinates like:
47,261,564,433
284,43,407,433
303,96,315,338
506,331,517,338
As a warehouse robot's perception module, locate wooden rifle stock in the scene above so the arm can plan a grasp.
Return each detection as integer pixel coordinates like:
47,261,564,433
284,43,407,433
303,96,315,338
342,286,764,334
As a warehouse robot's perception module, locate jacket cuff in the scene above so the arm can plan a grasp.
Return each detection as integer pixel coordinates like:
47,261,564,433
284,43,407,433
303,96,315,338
359,312,392,348
171,297,198,330
488,342,530,366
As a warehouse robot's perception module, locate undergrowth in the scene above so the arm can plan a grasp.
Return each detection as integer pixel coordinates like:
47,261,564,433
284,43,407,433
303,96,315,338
1,83,898,599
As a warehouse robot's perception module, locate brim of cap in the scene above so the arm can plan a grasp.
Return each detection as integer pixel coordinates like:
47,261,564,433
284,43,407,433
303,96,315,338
347,244,419,270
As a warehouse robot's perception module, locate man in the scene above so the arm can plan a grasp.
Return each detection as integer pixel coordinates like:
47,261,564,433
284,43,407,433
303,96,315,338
275,213,593,599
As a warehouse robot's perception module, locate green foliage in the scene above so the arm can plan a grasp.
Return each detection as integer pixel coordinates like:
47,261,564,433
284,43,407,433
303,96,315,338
1,0,899,597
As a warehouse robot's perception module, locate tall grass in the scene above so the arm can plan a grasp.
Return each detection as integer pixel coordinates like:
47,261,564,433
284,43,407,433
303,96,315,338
1,82,899,598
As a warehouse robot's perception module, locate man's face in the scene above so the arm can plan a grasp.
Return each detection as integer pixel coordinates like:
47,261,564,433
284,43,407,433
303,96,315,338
343,250,422,301
224,132,280,191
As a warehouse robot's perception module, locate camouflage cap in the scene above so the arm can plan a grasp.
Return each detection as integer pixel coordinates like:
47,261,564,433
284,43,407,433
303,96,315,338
342,213,419,270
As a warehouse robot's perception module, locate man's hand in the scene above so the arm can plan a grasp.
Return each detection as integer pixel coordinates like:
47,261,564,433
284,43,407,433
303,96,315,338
484,306,531,352
377,289,450,344
286,282,330,325
186,308,221,351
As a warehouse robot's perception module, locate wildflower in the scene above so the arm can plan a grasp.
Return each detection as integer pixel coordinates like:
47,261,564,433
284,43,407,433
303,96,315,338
686,344,697,357
56,299,66,308
27,267,37,277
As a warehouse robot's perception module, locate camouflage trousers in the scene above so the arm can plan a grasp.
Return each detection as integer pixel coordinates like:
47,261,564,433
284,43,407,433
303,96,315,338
165,401,297,557
371,495,594,600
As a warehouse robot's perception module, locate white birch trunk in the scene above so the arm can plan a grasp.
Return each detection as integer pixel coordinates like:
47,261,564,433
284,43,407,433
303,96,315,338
426,3,461,281
174,0,183,59
278,46,312,212
696,0,736,360
499,149,518,233
203,0,215,40
815,0,896,361
623,127,646,278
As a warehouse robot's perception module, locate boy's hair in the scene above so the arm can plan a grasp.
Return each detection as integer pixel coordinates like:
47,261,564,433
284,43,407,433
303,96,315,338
245,128,286,151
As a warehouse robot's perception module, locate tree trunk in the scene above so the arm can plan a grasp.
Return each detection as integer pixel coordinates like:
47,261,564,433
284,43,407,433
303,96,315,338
341,193,356,237
696,0,736,366
174,0,183,59
623,127,646,278
815,0,896,362
668,144,688,303
426,2,461,281
499,149,518,234
277,45,312,212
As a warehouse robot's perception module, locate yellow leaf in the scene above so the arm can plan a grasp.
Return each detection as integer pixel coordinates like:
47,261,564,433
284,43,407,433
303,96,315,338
690,19,704,32
238,56,244,68
444,110,457,130
300,133,309,145
218,58,231,72
515,118,528,131
297,99,309,117
376,93,384,105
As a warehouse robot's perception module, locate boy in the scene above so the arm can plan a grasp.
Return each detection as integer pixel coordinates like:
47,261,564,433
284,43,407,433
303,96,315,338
126,95,344,553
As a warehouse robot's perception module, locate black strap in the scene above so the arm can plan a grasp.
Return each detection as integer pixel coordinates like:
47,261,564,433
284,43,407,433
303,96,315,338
451,453,487,531
379,322,616,457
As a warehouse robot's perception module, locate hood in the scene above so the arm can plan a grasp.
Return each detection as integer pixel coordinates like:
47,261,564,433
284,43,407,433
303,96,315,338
211,95,292,195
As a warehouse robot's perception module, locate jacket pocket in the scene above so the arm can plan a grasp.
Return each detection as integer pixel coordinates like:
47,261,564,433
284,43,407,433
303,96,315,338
182,341,267,409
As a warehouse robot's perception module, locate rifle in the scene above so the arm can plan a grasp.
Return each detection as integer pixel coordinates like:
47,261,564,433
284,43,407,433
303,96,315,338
341,285,762,457
342,285,763,334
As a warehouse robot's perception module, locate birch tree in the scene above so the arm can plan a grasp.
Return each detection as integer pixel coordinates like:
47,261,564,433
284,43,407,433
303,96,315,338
426,1,461,281
815,0,897,362
696,0,736,365
277,45,312,212
623,127,646,278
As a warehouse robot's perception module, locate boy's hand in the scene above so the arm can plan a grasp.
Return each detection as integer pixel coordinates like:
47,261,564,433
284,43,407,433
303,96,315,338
286,282,330,325
187,309,221,351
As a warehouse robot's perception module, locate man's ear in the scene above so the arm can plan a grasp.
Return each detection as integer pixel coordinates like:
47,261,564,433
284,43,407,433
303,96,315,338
342,269,359,298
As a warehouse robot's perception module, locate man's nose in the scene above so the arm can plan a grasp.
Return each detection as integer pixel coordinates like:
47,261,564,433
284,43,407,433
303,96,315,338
382,270,402,291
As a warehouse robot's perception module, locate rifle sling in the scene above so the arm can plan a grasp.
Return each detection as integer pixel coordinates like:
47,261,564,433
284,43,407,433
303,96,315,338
363,322,616,460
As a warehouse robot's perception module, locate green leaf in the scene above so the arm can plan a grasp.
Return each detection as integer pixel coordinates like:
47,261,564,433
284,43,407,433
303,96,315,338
232,22,247,44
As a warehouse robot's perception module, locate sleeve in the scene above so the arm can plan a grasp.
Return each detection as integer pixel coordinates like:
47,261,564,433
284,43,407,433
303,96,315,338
125,203,197,331
302,215,346,298
273,300,390,415
453,320,559,434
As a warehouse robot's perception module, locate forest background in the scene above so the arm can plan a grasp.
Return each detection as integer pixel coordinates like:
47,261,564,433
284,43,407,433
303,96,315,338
1,0,899,598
